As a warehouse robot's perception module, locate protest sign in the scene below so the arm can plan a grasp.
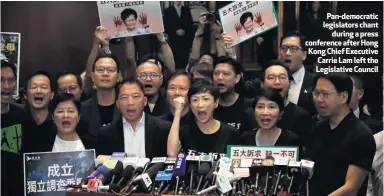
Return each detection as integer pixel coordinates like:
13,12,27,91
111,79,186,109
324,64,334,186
24,150,95,196
219,1,278,47
97,1,164,38
227,145,299,160
1,32,21,97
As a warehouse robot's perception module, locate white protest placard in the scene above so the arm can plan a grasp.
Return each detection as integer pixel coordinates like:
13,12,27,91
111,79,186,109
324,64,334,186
227,145,299,161
1,32,21,98
218,1,278,47
97,1,164,38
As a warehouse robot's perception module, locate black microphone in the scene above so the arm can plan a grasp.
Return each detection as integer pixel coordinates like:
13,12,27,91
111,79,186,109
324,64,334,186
273,158,289,195
201,168,214,191
117,165,135,186
188,163,197,194
261,156,275,195
131,163,166,193
287,160,301,195
111,161,124,184
120,166,143,193
195,163,211,193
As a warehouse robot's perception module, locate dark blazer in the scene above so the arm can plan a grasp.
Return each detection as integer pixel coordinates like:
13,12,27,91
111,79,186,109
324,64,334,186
359,111,382,135
297,70,316,116
96,114,171,159
163,5,194,47
240,129,300,147
80,92,121,136
144,92,168,117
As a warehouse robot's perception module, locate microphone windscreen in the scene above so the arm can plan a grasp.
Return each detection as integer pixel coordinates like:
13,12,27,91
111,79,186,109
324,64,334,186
198,163,211,175
97,165,112,184
146,163,166,179
134,167,144,175
188,163,197,172
204,168,214,181
122,165,135,178
112,161,124,175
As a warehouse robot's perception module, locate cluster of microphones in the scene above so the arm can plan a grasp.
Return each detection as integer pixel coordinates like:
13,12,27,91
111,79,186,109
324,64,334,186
66,152,314,196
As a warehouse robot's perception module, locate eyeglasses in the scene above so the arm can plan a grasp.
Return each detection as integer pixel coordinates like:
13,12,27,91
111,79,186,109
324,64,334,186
168,86,188,93
312,90,338,99
280,45,303,53
95,67,117,74
137,73,162,80
1,77,16,84
265,74,288,81
58,85,79,93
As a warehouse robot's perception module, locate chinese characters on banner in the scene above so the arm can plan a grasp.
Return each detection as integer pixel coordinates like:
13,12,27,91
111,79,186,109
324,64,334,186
227,146,299,161
1,32,21,97
24,150,95,196
218,1,278,47
97,1,164,38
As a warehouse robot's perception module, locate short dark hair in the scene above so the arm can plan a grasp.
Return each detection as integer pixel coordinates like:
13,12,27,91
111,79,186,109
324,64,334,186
48,93,81,114
1,60,17,77
214,56,244,75
252,87,285,112
200,52,217,62
166,70,192,89
349,73,363,90
190,63,213,80
117,78,145,99
188,78,219,102
121,8,138,21
262,59,293,81
280,31,307,51
56,71,83,88
25,70,55,92
139,54,165,74
240,12,253,26
315,72,353,104
92,54,121,72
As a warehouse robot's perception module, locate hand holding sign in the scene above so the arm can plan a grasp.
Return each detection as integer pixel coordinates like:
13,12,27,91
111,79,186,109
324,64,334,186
95,26,110,46
138,13,148,28
220,32,236,55
234,23,242,34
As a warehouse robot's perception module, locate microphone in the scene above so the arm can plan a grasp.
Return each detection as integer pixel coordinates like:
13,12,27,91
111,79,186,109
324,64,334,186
131,162,166,193
201,167,214,191
300,159,315,180
195,163,211,193
110,161,124,184
153,171,173,194
117,165,135,186
287,161,301,195
197,175,242,195
82,165,111,192
261,156,275,195
119,166,144,193
173,152,187,176
188,163,197,194
273,158,289,195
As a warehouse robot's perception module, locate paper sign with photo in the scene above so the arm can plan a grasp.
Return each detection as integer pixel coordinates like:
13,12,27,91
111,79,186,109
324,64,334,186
219,1,278,47
97,1,164,38
1,32,21,98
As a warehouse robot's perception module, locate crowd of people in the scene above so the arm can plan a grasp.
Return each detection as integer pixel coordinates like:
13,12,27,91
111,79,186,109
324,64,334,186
1,3,383,196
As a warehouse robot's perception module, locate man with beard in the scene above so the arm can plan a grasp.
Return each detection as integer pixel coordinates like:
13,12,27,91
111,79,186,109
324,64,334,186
136,60,167,116
96,79,170,158
22,71,56,153
161,70,193,124
246,60,312,142
1,61,24,196
279,31,316,115
81,55,121,136
305,73,375,196
213,56,253,133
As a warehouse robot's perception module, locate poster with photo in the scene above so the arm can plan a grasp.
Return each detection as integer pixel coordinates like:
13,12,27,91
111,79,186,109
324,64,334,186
1,32,21,98
97,1,164,38
219,1,278,47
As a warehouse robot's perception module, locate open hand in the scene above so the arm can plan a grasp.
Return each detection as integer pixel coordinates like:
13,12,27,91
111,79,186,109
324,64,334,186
113,16,123,31
254,12,262,25
234,23,242,34
138,13,148,26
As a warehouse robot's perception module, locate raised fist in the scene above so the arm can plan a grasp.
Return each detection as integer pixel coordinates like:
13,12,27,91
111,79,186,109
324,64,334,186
173,97,185,112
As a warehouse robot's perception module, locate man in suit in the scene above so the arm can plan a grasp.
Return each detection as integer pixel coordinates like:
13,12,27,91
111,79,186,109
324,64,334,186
81,55,121,136
349,74,382,135
246,60,312,142
279,31,316,116
164,1,194,69
96,79,170,158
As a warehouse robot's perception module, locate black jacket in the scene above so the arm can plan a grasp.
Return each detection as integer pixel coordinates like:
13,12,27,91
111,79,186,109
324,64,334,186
80,92,121,136
144,92,168,117
297,70,317,116
96,114,171,159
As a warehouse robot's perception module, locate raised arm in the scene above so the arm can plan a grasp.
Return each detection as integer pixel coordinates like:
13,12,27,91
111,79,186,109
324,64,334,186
83,26,110,95
167,97,185,157
122,36,137,79
190,13,207,61
156,33,175,77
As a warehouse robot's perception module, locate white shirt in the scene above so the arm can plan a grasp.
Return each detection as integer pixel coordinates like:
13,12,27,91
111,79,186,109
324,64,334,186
122,113,146,158
52,135,85,152
288,66,305,105
147,103,155,112
174,5,182,17
113,27,152,38
353,107,360,118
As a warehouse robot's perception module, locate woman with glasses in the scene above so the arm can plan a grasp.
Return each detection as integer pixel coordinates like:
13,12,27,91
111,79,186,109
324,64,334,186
49,93,96,152
240,87,299,147
167,78,239,156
